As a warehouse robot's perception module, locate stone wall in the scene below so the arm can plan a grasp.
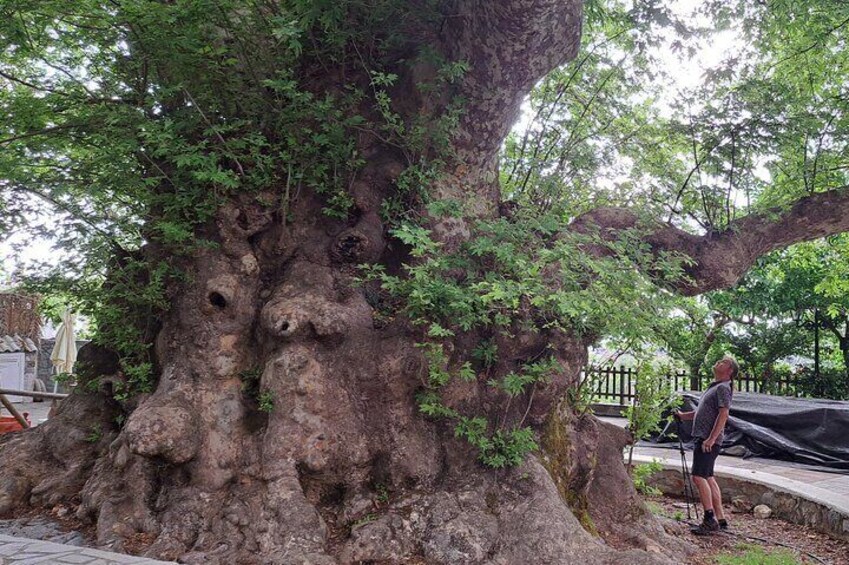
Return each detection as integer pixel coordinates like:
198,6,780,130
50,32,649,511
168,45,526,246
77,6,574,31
37,339,89,393
36,338,54,389
23,351,37,393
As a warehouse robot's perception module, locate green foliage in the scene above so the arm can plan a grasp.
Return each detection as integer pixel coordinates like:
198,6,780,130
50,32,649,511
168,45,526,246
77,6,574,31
52,372,74,386
625,361,679,465
258,391,275,413
85,424,103,444
22,251,180,398
415,350,547,467
489,358,559,398
239,367,262,383
714,544,801,565
504,0,849,234
416,391,458,419
374,483,390,504
471,339,498,372
631,461,663,497
367,214,685,342
626,362,678,439
795,365,849,401
363,208,686,467
0,0,453,398
238,367,276,413
455,419,539,469
3,0,849,476
654,235,849,401
239,365,265,406
498,0,849,402
351,513,378,529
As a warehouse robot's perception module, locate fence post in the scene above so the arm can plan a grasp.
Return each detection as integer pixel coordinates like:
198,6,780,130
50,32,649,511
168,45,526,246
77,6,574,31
619,366,627,406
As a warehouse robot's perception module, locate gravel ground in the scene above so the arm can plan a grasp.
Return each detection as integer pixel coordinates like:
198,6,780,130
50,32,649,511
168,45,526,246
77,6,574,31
646,494,849,565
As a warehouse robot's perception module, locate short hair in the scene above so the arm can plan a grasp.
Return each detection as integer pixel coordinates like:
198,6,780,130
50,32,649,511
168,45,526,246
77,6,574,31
723,356,739,379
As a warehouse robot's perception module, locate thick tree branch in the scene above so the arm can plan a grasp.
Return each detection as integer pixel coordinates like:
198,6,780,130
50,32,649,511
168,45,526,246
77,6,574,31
419,1,583,245
442,0,583,167
571,186,849,296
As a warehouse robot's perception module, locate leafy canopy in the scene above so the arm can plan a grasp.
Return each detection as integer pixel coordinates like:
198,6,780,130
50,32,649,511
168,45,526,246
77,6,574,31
2,0,849,456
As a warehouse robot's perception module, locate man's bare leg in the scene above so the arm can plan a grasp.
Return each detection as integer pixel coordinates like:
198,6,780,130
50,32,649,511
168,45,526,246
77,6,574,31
707,477,724,520
692,476,714,513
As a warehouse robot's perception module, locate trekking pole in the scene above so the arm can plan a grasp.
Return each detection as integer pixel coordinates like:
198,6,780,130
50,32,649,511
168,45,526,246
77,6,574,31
676,418,698,521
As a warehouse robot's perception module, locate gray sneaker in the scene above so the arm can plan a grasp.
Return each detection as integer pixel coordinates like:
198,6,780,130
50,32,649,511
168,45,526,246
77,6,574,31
690,517,720,536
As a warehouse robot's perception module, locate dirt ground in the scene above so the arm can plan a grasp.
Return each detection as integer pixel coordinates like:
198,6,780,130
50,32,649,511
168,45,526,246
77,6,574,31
645,494,849,565
4,495,848,564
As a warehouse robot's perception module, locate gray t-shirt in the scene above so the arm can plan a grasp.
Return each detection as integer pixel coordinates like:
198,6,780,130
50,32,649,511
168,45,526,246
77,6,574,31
692,381,733,441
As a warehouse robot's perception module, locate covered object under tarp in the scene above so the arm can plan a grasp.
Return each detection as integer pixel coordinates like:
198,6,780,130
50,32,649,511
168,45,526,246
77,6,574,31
651,391,849,472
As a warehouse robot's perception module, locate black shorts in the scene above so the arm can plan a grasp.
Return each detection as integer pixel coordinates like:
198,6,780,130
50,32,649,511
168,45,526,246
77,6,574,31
691,439,720,478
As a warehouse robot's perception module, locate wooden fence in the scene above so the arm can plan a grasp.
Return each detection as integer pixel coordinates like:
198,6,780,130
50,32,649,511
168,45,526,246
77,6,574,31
585,365,801,406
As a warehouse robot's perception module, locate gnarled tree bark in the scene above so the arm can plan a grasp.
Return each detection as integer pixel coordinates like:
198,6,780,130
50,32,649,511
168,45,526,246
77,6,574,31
3,2,849,564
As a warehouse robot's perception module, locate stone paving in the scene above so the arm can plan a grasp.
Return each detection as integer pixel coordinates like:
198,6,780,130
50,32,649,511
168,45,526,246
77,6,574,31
0,518,86,547
1,404,177,564
631,446,849,541
601,416,849,488
2,400,52,427
2,400,50,426
600,416,849,541
600,417,849,507
0,535,175,564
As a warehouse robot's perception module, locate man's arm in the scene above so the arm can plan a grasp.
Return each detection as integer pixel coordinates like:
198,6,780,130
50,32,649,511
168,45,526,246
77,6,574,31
674,409,695,421
702,407,730,451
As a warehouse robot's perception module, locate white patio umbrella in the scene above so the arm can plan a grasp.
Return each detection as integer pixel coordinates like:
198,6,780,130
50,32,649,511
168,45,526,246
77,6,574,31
50,309,77,392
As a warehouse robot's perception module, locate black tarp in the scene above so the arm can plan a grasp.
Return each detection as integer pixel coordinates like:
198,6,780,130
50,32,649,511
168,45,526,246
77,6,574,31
650,391,849,472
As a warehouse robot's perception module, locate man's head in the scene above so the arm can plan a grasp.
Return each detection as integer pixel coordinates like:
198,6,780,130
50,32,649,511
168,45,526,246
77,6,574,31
712,356,739,383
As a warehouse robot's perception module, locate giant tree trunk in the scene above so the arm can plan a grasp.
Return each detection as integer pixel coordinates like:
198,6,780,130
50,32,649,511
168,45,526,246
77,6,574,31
5,1,849,563
0,3,684,562
0,164,682,563
0,240,678,565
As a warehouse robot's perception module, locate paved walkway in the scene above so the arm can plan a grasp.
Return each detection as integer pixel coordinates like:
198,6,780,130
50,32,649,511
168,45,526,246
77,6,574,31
633,445,849,499
0,535,175,564
1,403,177,563
630,446,849,540
601,416,849,540
2,400,52,428
0,406,175,564
600,417,849,503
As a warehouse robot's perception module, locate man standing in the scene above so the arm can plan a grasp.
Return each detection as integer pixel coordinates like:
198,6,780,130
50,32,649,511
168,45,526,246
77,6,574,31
675,356,738,535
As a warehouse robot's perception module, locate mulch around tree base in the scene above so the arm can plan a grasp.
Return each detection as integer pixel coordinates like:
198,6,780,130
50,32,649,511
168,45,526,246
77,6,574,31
644,494,849,564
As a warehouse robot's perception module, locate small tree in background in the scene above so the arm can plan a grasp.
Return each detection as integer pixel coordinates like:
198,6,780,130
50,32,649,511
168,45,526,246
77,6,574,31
625,361,679,468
